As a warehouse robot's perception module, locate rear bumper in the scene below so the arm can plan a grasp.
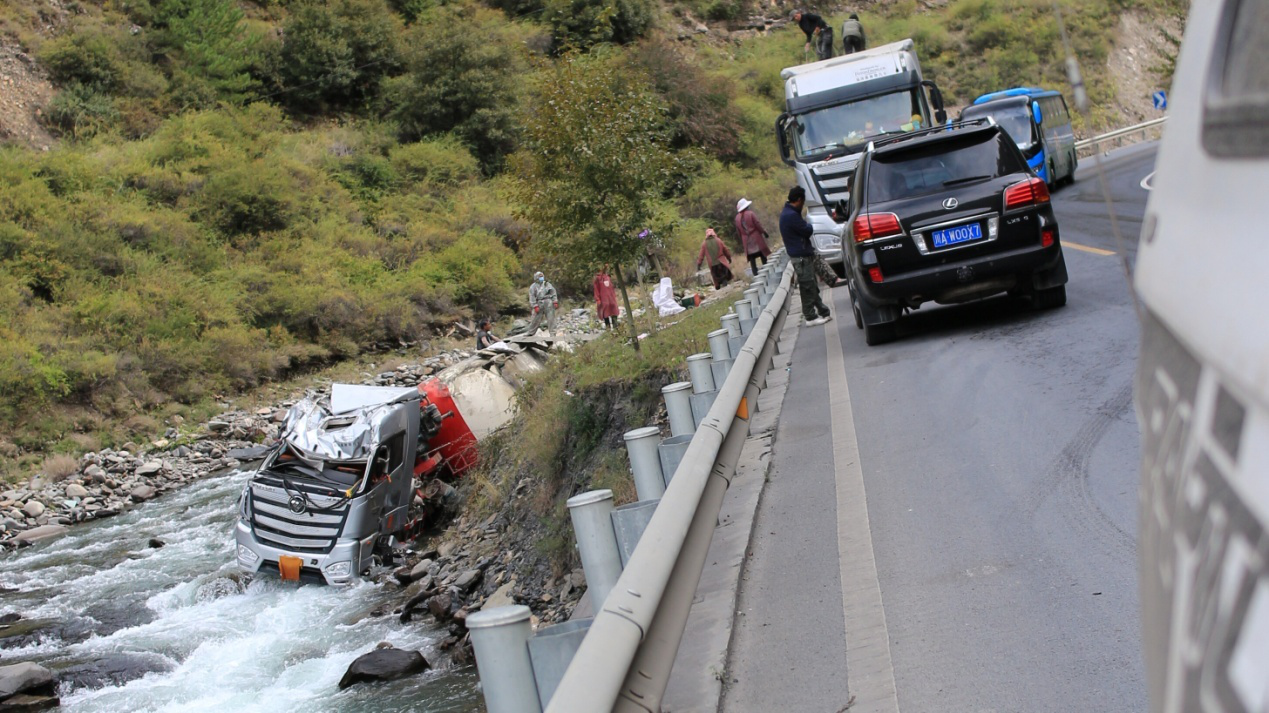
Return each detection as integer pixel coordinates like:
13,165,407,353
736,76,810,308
856,241,1066,306
234,520,373,585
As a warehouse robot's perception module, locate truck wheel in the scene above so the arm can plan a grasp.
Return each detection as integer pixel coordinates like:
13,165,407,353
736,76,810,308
864,319,897,346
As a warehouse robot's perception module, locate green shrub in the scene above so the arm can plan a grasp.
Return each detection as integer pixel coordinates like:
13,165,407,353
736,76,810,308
39,30,127,90
45,83,121,139
196,160,302,236
632,39,743,161
544,0,655,50
388,136,481,189
271,0,402,113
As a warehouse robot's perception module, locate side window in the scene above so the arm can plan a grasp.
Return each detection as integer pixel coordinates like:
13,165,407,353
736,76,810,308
385,433,405,473
1058,96,1070,123
1204,0,1269,157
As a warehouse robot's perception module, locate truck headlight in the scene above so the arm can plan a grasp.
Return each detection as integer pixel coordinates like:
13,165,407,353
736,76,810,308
237,544,259,563
324,561,351,579
812,234,843,251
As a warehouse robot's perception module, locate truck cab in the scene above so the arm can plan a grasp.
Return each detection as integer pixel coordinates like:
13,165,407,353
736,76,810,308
777,39,947,276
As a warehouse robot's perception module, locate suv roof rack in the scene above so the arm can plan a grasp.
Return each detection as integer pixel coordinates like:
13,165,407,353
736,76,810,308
866,117,996,153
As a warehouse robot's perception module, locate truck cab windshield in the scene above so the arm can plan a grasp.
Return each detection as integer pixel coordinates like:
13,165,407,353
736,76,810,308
793,89,929,159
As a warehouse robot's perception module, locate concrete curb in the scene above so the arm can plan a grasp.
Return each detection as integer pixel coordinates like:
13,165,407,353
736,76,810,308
661,297,803,712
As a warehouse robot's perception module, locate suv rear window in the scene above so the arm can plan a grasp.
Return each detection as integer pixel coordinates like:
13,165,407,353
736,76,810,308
866,132,1025,203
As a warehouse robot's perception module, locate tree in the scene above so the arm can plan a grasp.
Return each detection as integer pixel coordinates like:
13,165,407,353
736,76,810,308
383,6,522,172
151,0,261,107
544,0,655,51
510,52,680,350
272,0,401,114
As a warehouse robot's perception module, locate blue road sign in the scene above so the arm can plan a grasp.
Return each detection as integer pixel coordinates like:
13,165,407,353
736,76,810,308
1153,90,1168,110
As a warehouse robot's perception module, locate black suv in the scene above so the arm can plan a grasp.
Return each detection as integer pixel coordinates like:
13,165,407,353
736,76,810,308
840,119,1068,345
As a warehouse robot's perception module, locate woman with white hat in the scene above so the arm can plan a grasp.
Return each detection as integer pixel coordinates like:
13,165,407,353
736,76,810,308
733,198,772,276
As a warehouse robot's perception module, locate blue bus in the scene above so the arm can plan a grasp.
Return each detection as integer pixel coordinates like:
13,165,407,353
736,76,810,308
960,87,1077,187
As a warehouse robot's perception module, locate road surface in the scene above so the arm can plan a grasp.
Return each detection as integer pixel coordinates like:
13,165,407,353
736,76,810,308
722,143,1157,712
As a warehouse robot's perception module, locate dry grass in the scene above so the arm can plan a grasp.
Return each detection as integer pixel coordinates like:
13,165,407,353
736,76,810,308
41,453,79,482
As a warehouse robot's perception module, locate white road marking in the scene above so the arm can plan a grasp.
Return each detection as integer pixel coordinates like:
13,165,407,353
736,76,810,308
824,294,900,713
1140,171,1156,191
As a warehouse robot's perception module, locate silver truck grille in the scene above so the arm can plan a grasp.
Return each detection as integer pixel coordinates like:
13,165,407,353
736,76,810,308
249,483,349,554
810,160,857,209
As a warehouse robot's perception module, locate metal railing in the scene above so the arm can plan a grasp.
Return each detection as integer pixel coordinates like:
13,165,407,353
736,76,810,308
1075,116,1168,152
466,252,794,713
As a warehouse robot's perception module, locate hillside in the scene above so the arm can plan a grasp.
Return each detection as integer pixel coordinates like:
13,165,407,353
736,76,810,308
0,0,1186,479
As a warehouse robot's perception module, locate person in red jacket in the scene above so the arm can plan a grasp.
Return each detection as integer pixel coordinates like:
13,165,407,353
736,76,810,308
593,264,620,329
696,228,734,290
734,198,772,276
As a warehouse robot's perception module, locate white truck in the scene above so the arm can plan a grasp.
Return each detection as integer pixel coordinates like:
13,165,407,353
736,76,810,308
776,39,948,275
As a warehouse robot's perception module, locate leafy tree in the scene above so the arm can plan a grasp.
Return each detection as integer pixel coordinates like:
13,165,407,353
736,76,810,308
384,5,522,171
511,52,680,349
544,0,655,51
271,0,401,113
151,0,261,107
632,38,742,161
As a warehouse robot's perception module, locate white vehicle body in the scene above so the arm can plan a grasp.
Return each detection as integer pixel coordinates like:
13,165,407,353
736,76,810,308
1134,1,1269,711
776,39,947,274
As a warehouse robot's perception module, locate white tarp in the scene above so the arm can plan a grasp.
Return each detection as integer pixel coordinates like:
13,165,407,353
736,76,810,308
653,277,686,317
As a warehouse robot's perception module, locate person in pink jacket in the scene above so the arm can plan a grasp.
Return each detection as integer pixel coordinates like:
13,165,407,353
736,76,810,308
696,228,734,289
593,264,620,329
734,198,772,276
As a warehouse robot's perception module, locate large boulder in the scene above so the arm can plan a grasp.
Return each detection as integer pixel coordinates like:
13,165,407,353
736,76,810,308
0,662,56,700
20,502,43,519
129,486,156,502
64,484,89,499
337,647,430,690
12,525,68,545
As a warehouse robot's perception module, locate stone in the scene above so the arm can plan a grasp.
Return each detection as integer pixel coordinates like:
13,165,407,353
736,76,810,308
0,693,60,711
20,502,43,519
454,569,482,593
129,486,156,502
0,662,56,700
426,593,452,619
0,613,19,625
64,484,89,499
482,581,516,610
84,465,106,483
207,421,231,433
409,559,433,580
147,538,165,549
337,647,430,690
135,462,163,477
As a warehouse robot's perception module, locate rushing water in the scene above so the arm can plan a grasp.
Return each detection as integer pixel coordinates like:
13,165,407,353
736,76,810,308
0,468,481,712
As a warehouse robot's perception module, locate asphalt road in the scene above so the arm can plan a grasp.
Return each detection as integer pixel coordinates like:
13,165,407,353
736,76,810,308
723,143,1157,712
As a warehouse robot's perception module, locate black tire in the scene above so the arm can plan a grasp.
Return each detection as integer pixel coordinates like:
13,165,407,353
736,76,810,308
833,262,847,279
863,319,897,346
1033,284,1067,309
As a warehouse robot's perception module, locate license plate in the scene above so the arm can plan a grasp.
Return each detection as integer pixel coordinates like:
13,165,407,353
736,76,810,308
278,555,302,582
930,222,983,249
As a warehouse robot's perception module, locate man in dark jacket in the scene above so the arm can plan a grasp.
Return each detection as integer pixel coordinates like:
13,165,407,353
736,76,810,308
841,12,866,54
792,9,834,61
779,186,832,326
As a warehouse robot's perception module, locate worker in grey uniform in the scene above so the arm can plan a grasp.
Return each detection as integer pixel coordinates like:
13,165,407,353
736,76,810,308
841,12,866,54
525,271,559,336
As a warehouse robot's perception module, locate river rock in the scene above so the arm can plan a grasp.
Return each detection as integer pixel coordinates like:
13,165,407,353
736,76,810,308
337,647,430,690
12,525,67,545
409,559,433,580
207,421,231,433
20,502,43,519
482,581,516,610
147,538,165,549
454,569,482,592
65,484,89,499
135,462,163,477
0,662,56,700
0,693,60,711
426,593,452,619
130,486,156,502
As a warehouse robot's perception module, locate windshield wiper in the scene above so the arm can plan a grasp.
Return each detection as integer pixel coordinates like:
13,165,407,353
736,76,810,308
942,175,994,186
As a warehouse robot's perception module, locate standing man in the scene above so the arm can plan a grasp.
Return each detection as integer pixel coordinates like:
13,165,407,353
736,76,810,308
526,271,558,336
841,12,866,55
734,198,772,276
593,264,619,330
792,9,834,62
779,186,832,326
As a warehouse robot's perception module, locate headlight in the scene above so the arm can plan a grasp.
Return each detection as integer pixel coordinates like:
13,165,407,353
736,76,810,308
324,561,351,579
812,234,843,251
237,544,259,563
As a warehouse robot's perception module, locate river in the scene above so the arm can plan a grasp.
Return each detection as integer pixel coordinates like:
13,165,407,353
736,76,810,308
0,467,481,712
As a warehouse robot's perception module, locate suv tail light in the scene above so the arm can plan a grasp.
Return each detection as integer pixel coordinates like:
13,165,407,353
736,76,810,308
1004,177,1050,209
853,212,903,242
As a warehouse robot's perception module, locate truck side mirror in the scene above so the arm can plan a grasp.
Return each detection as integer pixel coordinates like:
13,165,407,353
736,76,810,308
775,113,796,167
1032,101,1043,125
922,80,948,125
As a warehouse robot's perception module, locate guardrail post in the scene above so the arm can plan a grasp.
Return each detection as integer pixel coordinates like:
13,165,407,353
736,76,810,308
752,280,771,308
686,353,717,428
468,605,542,713
658,434,693,486
610,499,660,567
743,287,762,316
734,299,756,336
721,313,744,357
623,427,666,500
528,618,593,710
661,381,695,437
566,490,622,610
707,328,733,385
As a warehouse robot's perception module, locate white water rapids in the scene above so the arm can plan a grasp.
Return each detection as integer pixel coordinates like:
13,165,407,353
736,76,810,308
0,468,480,712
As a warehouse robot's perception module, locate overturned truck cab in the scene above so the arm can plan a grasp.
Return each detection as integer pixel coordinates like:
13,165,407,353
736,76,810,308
235,383,476,585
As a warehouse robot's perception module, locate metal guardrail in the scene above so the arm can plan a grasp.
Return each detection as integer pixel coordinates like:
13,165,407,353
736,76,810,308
544,259,794,712
1075,116,1168,152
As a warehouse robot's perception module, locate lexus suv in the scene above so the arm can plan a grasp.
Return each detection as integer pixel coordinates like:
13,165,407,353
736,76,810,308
841,118,1068,345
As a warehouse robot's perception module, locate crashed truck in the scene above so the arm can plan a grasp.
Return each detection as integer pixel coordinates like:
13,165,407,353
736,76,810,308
235,341,549,585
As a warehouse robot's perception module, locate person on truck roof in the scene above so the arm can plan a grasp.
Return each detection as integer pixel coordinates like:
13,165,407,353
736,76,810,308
841,12,865,55
792,9,834,62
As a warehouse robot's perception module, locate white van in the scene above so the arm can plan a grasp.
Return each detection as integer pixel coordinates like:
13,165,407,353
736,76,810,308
1134,1,1269,711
